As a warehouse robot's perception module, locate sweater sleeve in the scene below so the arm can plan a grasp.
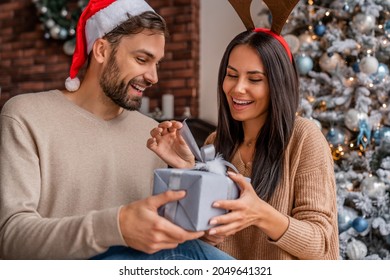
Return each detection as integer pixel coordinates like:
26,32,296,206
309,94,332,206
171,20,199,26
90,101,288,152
0,115,126,259
269,119,338,259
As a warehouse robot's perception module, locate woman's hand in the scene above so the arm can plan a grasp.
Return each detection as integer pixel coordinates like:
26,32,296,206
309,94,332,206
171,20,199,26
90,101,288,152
207,172,289,241
147,121,195,168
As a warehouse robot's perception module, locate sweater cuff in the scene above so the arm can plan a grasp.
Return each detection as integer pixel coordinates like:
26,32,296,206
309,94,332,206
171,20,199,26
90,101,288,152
269,216,310,256
92,207,127,248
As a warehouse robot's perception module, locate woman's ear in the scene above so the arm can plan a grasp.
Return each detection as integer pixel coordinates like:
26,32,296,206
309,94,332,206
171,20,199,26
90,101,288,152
92,38,109,64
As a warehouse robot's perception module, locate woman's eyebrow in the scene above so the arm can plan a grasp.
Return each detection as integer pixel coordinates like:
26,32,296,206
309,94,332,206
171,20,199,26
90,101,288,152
227,65,265,75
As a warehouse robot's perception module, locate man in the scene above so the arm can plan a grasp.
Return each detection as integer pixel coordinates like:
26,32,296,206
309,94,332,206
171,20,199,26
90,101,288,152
0,0,232,260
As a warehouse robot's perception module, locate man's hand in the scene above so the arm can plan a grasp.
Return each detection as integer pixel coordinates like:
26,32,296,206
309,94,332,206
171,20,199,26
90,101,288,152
147,121,195,168
119,190,204,254
201,232,226,246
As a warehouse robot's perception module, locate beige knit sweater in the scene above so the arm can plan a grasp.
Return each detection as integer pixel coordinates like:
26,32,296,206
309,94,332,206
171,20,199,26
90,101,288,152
0,90,166,259
206,117,339,259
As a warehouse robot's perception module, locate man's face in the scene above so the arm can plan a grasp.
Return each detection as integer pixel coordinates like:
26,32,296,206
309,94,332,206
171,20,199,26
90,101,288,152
100,30,165,110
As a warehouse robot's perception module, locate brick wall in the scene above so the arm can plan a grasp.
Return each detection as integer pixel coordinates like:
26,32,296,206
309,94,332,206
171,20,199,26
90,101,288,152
0,0,200,118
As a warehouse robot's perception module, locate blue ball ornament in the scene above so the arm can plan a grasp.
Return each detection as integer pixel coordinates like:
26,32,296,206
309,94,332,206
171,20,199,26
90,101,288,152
352,61,360,73
384,20,390,38
326,127,346,146
371,63,389,84
338,207,358,233
314,22,326,37
58,28,68,40
296,55,313,75
376,126,390,146
352,217,369,233
373,128,381,145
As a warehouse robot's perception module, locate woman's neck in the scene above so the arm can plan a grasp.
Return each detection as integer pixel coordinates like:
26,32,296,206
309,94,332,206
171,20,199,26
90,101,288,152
242,119,264,145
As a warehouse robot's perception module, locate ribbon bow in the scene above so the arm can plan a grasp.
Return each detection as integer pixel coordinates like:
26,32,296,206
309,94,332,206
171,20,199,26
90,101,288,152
180,119,239,175
163,120,240,225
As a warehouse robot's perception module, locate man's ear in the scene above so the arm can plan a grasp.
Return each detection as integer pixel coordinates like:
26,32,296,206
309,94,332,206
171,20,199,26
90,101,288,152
92,38,109,64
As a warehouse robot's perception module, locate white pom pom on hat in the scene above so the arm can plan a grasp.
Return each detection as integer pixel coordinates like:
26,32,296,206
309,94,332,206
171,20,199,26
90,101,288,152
65,0,154,92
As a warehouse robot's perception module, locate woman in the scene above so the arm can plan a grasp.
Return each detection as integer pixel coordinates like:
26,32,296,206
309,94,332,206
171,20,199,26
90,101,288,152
147,30,339,260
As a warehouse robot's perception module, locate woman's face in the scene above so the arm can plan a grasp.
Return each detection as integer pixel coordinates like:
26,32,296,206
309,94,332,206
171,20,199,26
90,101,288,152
223,44,270,126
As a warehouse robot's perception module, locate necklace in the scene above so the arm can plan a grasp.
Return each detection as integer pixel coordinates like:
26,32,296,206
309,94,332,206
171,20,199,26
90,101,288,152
239,144,254,166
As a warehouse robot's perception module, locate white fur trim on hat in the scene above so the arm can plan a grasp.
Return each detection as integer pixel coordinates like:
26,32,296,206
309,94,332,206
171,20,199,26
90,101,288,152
85,0,154,54
65,76,81,92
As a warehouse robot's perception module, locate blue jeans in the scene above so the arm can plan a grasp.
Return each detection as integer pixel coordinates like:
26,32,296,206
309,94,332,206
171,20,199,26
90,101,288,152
91,240,234,260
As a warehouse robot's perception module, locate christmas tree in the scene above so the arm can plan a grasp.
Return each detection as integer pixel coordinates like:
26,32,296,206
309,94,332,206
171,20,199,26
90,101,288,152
268,0,390,259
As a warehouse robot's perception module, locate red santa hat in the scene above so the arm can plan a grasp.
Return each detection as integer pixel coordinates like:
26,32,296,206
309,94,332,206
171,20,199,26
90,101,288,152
65,0,155,92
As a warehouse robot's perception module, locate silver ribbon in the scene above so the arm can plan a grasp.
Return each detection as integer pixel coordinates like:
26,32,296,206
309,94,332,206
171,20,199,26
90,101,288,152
164,170,183,222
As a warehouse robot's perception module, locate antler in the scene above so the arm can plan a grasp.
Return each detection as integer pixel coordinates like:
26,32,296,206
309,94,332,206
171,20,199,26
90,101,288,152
228,0,300,34
228,0,254,30
263,0,299,34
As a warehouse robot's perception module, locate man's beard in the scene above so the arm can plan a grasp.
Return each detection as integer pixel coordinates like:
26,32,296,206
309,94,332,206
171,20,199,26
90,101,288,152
100,53,146,111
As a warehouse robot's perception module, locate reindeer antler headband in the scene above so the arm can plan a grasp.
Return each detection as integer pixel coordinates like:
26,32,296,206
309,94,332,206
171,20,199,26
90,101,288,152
228,0,299,61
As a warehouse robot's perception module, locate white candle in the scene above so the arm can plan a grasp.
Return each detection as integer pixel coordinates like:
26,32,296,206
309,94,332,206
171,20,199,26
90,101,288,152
162,94,174,119
139,96,150,115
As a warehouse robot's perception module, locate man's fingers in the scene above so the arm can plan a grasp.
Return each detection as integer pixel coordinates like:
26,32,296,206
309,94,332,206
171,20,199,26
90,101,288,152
149,190,186,209
187,230,205,239
172,121,183,130
150,127,163,138
158,121,173,129
146,137,157,150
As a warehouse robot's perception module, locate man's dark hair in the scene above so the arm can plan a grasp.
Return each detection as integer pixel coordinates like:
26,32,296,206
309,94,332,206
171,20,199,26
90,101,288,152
104,11,169,52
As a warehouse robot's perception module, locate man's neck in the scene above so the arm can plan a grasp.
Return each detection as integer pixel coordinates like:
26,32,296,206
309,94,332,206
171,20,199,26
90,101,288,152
63,80,124,121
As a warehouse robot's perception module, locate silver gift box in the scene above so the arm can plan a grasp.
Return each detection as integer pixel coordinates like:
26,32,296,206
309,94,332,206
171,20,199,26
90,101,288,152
153,168,240,231
152,119,248,231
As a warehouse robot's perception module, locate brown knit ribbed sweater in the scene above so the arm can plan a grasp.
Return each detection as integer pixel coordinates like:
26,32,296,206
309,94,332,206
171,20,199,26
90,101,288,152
205,117,339,259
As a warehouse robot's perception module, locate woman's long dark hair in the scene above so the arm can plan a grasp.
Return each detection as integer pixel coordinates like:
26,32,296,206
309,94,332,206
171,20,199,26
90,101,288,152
214,31,300,201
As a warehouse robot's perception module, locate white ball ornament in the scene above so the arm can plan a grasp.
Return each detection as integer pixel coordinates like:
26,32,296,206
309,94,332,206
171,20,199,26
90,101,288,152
50,25,61,39
359,56,379,75
360,176,388,199
45,19,55,29
298,32,313,51
63,39,76,56
298,32,312,44
346,239,367,260
352,13,376,33
344,109,368,131
60,9,68,18
319,52,343,74
284,34,300,54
